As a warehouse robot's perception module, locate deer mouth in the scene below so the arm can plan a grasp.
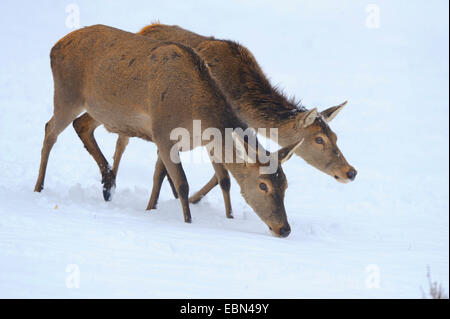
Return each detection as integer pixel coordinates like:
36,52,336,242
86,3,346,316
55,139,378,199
334,175,350,184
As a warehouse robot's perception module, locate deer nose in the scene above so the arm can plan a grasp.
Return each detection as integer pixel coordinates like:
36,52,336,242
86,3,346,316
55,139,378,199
279,224,291,238
346,169,357,181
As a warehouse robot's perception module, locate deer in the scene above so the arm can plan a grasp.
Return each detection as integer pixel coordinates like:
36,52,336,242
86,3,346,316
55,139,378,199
34,25,304,237
71,23,357,211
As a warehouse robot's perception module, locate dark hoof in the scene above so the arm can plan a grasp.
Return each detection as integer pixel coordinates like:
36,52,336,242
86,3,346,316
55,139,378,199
226,214,234,219
102,170,116,202
103,187,115,202
184,217,192,223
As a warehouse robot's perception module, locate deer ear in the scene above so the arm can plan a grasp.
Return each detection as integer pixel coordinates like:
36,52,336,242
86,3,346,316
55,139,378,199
321,101,347,123
298,108,318,128
278,138,304,164
232,131,256,164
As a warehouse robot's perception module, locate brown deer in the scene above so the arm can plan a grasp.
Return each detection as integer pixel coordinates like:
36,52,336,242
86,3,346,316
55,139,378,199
34,25,303,237
72,23,357,206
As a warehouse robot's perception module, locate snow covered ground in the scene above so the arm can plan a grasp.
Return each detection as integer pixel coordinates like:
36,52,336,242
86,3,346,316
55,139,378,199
0,0,448,298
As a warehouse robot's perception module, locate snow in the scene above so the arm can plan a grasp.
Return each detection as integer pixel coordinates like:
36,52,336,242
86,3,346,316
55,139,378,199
0,0,448,298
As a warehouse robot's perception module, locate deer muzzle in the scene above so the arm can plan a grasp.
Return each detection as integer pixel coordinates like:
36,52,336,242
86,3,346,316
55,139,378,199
269,223,291,238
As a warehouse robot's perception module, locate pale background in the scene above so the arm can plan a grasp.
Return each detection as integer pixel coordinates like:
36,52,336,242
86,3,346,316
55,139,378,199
0,0,448,298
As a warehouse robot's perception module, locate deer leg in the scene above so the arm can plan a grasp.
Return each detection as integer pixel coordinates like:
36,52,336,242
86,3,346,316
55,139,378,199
35,104,83,192
189,175,218,204
146,155,168,210
157,146,192,223
112,135,130,177
72,113,115,201
166,174,179,199
146,152,180,210
211,163,233,219
189,164,232,218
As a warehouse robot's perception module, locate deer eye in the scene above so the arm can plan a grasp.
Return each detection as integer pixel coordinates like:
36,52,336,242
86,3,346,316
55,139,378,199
259,182,268,192
315,137,324,144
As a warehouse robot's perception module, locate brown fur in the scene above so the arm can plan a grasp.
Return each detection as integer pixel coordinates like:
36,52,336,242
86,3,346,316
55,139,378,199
34,25,302,236
139,25,302,124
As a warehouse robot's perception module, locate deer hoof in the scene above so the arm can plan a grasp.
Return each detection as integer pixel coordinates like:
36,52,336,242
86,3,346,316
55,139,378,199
101,170,116,202
102,185,115,202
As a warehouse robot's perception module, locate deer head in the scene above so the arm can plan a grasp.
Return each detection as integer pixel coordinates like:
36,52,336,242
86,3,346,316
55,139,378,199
284,101,357,183
224,132,303,237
